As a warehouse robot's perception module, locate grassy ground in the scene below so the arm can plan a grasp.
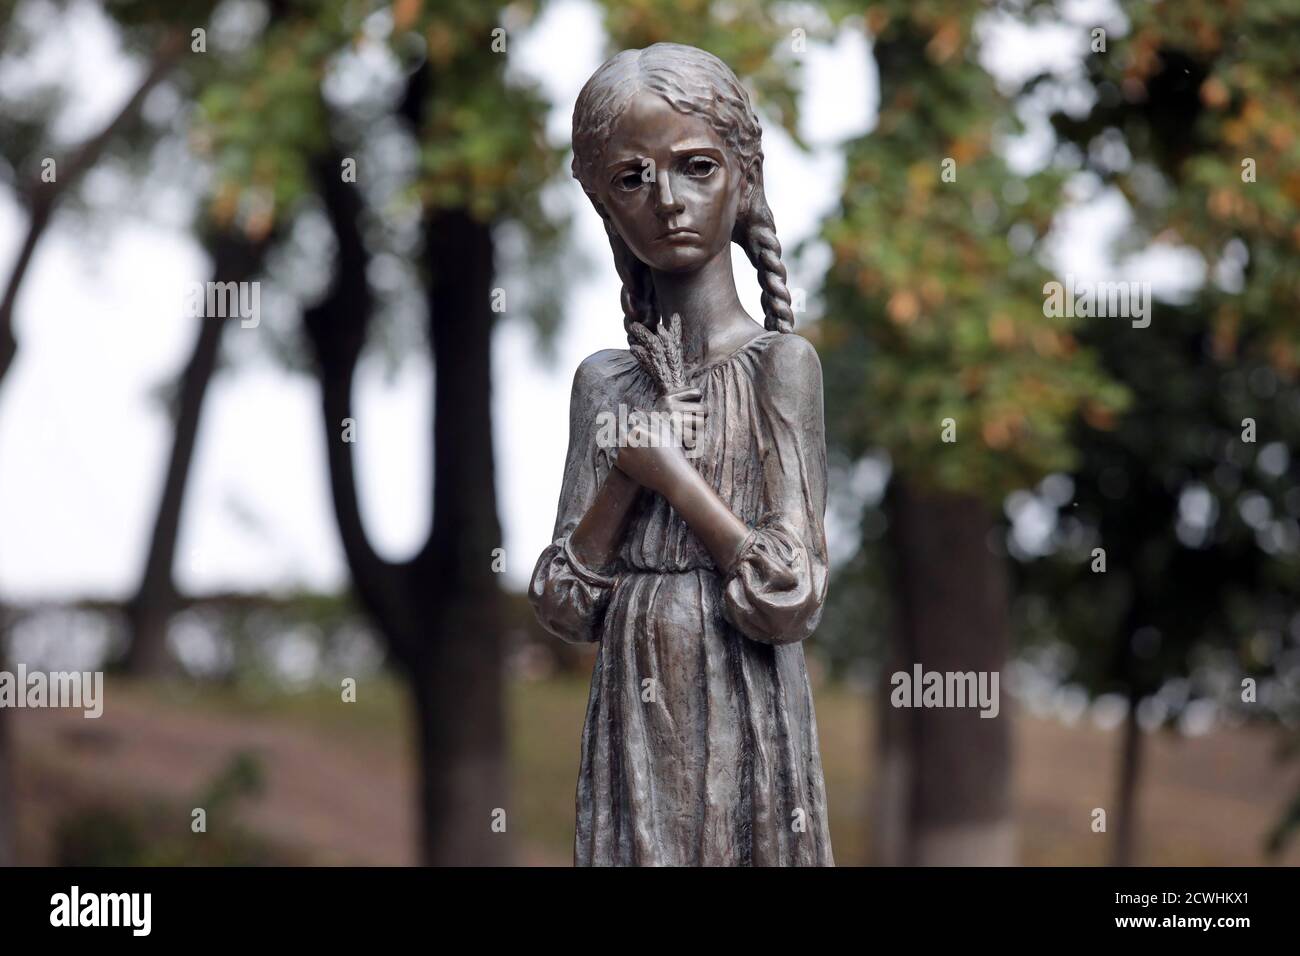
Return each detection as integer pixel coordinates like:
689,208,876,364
12,674,1299,865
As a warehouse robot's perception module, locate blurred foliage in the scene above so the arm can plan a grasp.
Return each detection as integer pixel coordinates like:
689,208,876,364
1013,303,1300,708
1049,0,1300,362
54,750,277,865
0,0,187,204
593,0,833,143
0,4,70,191
176,0,564,234
404,2,561,220
819,1,1126,500
1013,0,1300,849
1267,789,1300,856
200,748,266,808
93,0,574,356
395,0,571,342
815,525,891,680
160,592,383,688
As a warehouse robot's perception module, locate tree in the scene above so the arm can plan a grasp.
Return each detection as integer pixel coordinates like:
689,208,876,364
0,24,184,385
107,4,290,676
1014,0,1300,864
817,2,1124,864
193,1,563,863
0,3,186,865
593,0,814,135
125,228,273,674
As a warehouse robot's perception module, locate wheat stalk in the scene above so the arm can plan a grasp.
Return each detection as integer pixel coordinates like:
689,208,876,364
629,312,686,395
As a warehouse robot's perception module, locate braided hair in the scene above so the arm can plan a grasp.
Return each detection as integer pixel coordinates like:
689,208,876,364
571,43,794,342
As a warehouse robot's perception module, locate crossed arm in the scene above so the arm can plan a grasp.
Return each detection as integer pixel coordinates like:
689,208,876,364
567,384,750,576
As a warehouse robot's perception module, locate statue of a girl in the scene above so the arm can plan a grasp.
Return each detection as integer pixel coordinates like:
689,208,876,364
530,42,833,866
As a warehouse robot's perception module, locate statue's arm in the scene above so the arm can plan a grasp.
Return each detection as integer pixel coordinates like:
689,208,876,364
651,462,752,571
721,335,829,644
568,466,642,572
529,352,637,642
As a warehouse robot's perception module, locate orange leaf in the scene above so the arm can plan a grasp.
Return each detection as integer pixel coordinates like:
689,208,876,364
393,0,422,32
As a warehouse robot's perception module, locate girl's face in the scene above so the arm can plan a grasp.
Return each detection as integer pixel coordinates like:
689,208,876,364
594,90,746,274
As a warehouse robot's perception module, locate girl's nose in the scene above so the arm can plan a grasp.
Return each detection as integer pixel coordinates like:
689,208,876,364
653,170,685,216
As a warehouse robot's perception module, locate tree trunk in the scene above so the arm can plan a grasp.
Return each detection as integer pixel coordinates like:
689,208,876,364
411,608,506,865
414,207,508,865
303,145,508,865
870,661,911,865
876,478,1015,865
1111,688,1143,866
125,232,268,674
0,688,14,866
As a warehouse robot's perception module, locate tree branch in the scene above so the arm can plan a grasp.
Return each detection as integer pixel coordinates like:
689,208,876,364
302,145,417,659
0,28,185,383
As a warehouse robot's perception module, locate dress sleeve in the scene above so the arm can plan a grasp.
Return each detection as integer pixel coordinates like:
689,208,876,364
529,352,622,644
721,335,830,646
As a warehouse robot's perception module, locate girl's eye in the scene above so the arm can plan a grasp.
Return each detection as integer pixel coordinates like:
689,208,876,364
684,157,718,178
616,171,644,192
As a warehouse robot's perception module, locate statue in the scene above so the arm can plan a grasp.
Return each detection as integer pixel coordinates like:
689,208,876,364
530,42,833,866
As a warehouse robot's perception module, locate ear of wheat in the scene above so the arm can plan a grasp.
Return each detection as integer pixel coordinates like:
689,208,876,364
629,312,686,395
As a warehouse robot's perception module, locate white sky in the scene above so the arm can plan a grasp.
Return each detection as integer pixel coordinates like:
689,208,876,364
0,0,1178,601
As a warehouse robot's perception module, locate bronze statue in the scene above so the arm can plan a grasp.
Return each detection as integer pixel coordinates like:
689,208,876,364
530,42,833,866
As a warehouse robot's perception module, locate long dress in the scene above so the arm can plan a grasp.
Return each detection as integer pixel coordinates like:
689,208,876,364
529,328,834,866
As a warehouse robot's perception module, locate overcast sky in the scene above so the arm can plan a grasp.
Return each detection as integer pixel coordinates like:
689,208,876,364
2,0,1188,602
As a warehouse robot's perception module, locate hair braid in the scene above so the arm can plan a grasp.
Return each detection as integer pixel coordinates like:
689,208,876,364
600,214,658,337
737,183,794,334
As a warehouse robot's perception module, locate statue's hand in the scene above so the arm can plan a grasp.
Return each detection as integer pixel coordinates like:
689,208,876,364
615,411,694,496
653,386,708,454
